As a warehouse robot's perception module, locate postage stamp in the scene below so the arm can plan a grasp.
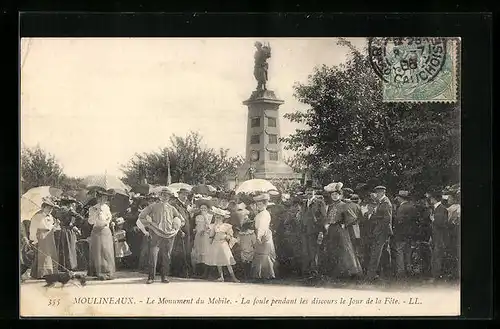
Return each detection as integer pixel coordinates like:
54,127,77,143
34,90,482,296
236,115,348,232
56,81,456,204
368,37,459,103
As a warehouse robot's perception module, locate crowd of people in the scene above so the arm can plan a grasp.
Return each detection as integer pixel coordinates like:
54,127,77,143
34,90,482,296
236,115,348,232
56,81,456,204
20,180,461,286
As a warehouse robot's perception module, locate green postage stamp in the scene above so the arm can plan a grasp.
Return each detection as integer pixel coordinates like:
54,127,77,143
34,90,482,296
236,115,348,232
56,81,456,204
368,37,459,103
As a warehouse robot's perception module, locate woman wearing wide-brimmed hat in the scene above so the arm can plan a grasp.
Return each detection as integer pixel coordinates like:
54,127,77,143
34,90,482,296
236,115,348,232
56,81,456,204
53,196,83,272
250,193,277,281
191,197,214,278
87,189,116,280
29,198,61,279
322,182,363,280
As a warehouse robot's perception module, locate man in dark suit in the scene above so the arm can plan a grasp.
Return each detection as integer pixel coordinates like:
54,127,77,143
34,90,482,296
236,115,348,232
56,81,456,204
170,188,192,278
427,190,450,282
366,186,393,281
392,190,418,279
299,185,326,278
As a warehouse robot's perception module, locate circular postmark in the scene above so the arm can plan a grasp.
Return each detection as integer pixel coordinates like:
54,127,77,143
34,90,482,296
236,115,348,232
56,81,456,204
368,37,447,86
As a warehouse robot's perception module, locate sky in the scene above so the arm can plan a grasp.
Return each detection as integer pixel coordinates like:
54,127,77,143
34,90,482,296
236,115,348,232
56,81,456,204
21,37,367,178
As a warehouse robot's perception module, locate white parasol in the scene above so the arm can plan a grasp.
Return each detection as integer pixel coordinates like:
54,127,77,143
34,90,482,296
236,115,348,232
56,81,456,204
20,186,63,221
82,174,130,195
235,179,279,196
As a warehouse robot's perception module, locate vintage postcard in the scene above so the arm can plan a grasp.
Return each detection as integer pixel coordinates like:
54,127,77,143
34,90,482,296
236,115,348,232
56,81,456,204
20,37,461,317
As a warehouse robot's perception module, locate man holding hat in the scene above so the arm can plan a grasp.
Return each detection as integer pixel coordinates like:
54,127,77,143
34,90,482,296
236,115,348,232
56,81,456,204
138,187,185,284
366,186,393,281
392,190,417,279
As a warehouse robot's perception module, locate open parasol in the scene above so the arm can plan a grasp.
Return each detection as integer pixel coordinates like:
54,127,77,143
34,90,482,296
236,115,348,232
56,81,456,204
82,174,130,195
235,179,279,196
168,183,193,193
20,186,63,221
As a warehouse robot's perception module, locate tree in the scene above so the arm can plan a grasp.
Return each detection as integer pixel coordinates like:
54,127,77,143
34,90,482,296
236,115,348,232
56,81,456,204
21,145,64,191
21,145,83,193
122,131,244,188
282,38,460,196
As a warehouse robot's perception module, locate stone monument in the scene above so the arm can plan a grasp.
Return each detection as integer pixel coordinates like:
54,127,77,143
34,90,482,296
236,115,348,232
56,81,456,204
236,41,302,181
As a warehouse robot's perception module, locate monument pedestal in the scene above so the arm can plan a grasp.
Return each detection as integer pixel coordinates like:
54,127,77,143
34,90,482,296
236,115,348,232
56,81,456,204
237,89,302,182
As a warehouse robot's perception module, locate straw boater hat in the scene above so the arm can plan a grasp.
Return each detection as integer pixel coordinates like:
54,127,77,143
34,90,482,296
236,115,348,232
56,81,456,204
374,186,386,192
253,193,270,202
158,187,174,195
178,188,190,195
350,194,360,202
211,207,231,218
324,182,343,193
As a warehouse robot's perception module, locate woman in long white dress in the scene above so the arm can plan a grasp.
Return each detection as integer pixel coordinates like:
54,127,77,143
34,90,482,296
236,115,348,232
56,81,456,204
87,190,116,280
191,201,213,277
205,207,239,282
250,193,276,280
30,199,60,279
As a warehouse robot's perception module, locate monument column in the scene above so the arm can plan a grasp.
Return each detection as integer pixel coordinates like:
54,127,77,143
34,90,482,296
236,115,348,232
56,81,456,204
236,41,301,181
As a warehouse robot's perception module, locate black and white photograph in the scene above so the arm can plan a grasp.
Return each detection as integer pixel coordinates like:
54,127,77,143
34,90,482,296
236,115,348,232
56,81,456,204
20,36,461,317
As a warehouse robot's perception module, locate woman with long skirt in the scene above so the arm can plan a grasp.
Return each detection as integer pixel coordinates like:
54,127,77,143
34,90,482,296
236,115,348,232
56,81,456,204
87,190,115,280
54,197,82,272
323,183,363,280
250,193,277,281
30,199,60,279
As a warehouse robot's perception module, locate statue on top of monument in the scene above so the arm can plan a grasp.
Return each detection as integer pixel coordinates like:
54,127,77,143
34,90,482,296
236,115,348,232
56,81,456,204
253,41,272,92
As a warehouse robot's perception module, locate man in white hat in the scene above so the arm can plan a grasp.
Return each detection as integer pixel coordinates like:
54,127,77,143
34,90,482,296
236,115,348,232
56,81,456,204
138,187,185,284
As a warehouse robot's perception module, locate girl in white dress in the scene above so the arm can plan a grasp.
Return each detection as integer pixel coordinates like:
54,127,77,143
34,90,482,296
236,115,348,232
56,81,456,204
191,200,213,277
205,207,239,282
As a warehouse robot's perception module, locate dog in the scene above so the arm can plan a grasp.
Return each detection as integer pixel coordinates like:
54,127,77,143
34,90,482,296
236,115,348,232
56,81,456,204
43,272,87,288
